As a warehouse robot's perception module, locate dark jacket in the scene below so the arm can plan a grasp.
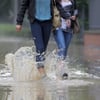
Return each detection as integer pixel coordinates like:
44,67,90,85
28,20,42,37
55,0,78,28
16,0,54,25
55,0,78,19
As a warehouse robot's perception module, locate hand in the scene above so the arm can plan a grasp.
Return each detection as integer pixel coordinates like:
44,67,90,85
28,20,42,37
16,25,22,32
66,19,71,28
71,16,76,21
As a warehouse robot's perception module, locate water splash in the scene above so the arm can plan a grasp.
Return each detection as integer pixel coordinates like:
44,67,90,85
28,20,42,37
0,46,100,83
45,49,100,80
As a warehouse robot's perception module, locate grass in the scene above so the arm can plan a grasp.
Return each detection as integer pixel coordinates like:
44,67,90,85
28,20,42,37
0,24,31,37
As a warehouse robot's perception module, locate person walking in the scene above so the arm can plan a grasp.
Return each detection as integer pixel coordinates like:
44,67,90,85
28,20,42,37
16,0,54,79
54,0,78,79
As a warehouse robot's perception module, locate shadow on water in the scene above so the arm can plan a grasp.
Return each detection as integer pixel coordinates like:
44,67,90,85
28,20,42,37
0,36,100,100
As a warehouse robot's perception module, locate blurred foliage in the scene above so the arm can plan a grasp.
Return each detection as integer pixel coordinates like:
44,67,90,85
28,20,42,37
77,0,89,30
0,24,31,37
0,0,12,16
77,0,88,6
77,0,88,14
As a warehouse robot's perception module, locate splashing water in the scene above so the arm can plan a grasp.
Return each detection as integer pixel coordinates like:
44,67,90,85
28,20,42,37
0,46,100,83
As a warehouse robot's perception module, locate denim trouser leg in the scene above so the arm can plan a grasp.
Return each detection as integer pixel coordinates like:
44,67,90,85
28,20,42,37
30,20,52,68
54,28,73,60
64,31,73,57
54,29,66,59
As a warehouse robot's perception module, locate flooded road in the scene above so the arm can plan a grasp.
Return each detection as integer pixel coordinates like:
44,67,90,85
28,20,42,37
0,79,100,100
0,36,100,100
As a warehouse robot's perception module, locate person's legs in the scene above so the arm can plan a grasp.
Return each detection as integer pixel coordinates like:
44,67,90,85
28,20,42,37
61,31,73,79
30,20,46,76
54,28,66,59
38,20,52,77
30,19,52,77
53,29,67,79
64,31,73,58
41,20,52,50
54,29,73,79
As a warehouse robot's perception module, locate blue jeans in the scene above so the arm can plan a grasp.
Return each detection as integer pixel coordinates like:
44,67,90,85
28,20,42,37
54,28,73,60
30,19,52,67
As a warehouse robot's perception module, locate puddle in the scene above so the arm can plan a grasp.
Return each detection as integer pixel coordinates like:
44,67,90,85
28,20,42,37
0,37,100,100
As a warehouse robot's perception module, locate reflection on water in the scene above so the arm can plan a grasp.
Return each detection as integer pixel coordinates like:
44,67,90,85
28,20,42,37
0,86,11,100
0,80,100,100
0,37,100,100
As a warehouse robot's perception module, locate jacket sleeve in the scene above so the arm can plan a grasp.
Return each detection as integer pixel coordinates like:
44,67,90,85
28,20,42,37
16,0,29,25
73,0,78,16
